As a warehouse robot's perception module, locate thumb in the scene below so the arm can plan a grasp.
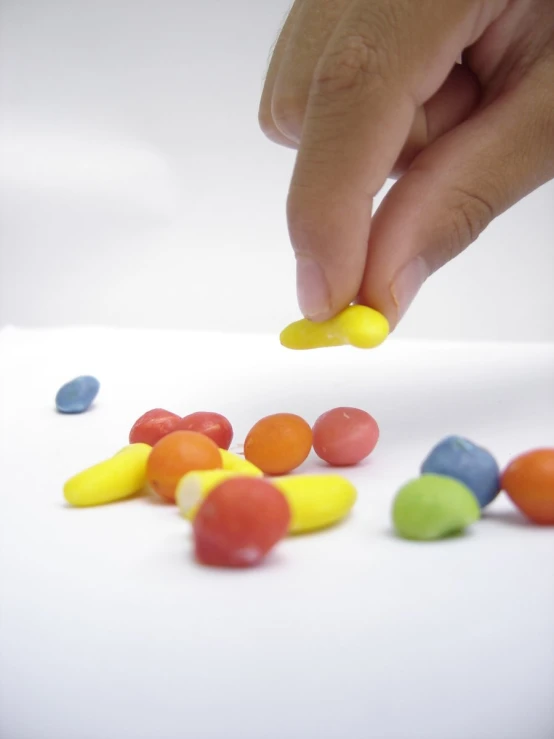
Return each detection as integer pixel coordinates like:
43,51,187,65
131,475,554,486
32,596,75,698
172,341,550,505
360,60,554,327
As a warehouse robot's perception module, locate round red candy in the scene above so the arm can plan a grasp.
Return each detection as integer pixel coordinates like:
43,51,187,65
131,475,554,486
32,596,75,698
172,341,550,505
313,407,379,466
129,408,181,446
178,412,233,450
193,477,290,567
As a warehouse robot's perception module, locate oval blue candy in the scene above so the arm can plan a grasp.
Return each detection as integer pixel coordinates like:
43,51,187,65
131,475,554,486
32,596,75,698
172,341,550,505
421,435,500,508
55,375,100,414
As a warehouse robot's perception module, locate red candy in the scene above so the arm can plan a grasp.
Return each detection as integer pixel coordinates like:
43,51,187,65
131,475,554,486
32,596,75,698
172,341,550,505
129,408,181,446
193,477,291,567
178,411,233,450
313,407,379,466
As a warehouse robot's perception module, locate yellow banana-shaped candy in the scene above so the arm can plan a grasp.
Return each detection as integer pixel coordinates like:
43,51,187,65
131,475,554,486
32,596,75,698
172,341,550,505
220,449,263,476
63,443,151,507
176,454,262,520
176,469,242,519
178,471,357,533
280,305,389,350
273,475,357,533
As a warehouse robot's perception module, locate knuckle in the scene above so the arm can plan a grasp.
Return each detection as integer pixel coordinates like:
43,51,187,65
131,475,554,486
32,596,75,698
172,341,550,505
271,93,305,140
449,186,496,250
287,184,314,239
536,57,554,153
258,102,277,139
258,99,289,145
287,183,331,259
313,31,389,100
286,191,315,258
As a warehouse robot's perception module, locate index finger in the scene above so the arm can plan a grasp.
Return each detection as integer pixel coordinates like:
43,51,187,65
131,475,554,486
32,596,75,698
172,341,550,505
288,0,483,320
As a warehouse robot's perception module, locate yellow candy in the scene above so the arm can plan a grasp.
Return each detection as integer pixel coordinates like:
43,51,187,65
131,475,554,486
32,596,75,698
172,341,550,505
63,443,151,507
274,475,357,533
176,456,262,520
178,471,357,533
176,469,242,519
113,444,148,456
220,449,263,477
280,305,389,350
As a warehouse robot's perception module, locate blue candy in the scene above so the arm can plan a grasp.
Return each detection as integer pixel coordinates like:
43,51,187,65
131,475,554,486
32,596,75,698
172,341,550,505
421,436,500,508
55,375,100,414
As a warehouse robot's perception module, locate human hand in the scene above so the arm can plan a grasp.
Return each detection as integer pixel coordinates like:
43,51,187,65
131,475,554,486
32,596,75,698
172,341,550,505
259,0,554,327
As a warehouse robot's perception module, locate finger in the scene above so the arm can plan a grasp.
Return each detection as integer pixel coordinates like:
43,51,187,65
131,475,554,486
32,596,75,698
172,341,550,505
262,3,478,162
392,62,480,176
288,0,494,319
271,0,352,144
359,58,554,327
271,8,478,163
259,1,305,148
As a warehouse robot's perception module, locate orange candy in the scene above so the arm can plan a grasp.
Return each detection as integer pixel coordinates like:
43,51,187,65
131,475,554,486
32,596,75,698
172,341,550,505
146,430,222,503
244,413,312,476
501,448,554,525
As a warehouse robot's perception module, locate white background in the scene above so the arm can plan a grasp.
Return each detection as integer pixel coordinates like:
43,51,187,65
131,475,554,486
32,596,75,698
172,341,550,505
1,5,553,738
1,0,553,341
1,328,553,739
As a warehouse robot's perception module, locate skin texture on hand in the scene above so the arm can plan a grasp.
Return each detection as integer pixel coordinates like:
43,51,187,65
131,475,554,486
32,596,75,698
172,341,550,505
259,0,554,328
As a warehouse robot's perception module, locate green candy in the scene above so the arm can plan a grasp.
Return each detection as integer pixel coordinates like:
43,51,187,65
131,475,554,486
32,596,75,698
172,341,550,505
392,474,480,541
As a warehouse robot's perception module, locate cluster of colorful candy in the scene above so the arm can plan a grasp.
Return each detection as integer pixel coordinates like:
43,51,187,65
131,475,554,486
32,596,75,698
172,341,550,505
59,304,553,565
64,406,379,567
392,436,554,539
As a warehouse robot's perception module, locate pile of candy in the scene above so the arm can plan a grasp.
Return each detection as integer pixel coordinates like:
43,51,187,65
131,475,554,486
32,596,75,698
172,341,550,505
63,406,376,567
62,396,554,567
59,306,553,568
392,436,554,539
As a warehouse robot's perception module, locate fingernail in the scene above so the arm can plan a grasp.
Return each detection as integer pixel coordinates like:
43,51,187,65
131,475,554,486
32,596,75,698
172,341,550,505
390,256,429,322
296,256,331,319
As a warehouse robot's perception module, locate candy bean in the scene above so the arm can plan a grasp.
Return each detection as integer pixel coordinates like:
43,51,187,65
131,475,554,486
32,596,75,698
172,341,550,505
244,413,312,475
273,474,357,533
280,305,389,350
64,443,151,507
392,474,480,541
220,449,263,477
193,477,290,568
176,469,242,519
147,431,222,503
56,375,100,414
178,412,233,450
313,407,379,466
129,408,181,446
421,436,500,508
501,448,554,525
179,471,357,533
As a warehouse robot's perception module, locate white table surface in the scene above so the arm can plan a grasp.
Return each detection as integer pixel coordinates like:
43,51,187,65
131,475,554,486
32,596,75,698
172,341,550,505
1,327,553,739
